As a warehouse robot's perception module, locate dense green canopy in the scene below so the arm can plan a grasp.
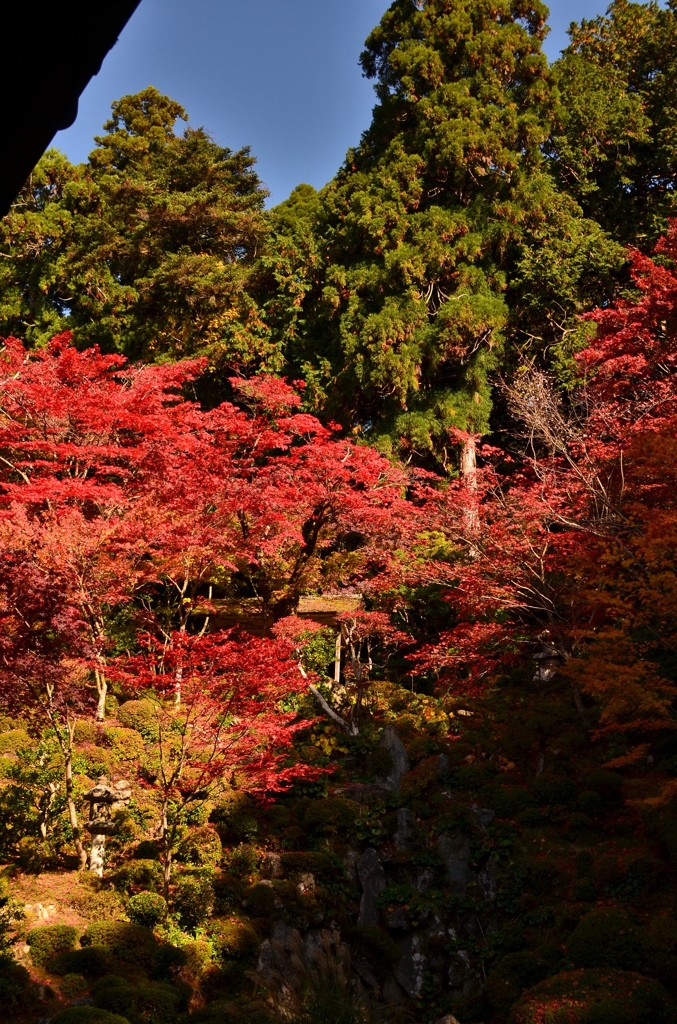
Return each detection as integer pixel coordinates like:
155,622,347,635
0,88,274,369
270,0,623,466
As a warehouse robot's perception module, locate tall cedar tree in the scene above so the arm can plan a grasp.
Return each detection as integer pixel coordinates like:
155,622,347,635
548,0,677,247
277,0,622,470
0,88,275,369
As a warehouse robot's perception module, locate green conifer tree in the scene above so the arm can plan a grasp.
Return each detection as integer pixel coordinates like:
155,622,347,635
0,88,275,370
281,0,622,468
548,0,677,247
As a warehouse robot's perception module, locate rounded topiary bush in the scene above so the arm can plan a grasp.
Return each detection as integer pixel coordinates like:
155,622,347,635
583,770,624,803
51,945,113,978
59,973,89,999
208,917,259,961
127,891,167,928
175,825,222,867
0,955,32,1010
81,922,159,969
508,968,668,1024
117,700,159,740
73,720,101,744
172,871,215,931
485,950,551,1011
224,842,261,878
0,728,33,754
211,801,259,842
190,999,276,1024
532,774,577,807
51,1008,131,1024
301,797,359,836
93,978,186,1024
27,923,78,969
111,858,162,894
16,835,53,874
102,727,146,768
567,907,650,970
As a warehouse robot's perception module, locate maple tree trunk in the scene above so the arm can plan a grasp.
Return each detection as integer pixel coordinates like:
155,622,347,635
94,665,107,723
63,723,87,870
160,803,173,899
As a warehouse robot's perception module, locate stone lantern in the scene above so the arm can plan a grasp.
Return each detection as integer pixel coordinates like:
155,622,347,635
84,776,131,877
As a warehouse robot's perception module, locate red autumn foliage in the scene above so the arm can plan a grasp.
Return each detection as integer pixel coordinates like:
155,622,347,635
411,225,677,755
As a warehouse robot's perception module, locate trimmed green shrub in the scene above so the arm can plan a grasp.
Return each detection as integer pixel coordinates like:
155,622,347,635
16,835,53,874
81,922,159,969
127,891,167,928
190,999,276,1024
175,825,222,867
280,850,342,882
567,907,650,970
111,859,163,894
91,975,131,995
93,979,186,1024
302,797,359,836
0,729,33,754
133,840,160,860
508,968,668,1024
584,770,624,803
0,955,32,1011
51,945,113,978
172,872,215,931
51,1008,131,1024
208,917,259,961
532,775,577,806
102,727,146,768
74,720,101,744
211,802,260,842
117,700,159,740
59,973,89,999
224,842,262,878
486,950,551,1011
242,880,278,916
27,923,78,969
152,943,187,981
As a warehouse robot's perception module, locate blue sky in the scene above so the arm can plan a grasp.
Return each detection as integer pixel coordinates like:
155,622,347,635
53,0,611,207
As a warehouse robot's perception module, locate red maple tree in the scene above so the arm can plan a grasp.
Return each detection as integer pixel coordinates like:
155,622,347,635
113,628,320,892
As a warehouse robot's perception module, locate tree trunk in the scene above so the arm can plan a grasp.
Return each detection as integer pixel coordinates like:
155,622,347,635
160,805,173,899
63,728,87,870
94,666,107,722
461,433,480,541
